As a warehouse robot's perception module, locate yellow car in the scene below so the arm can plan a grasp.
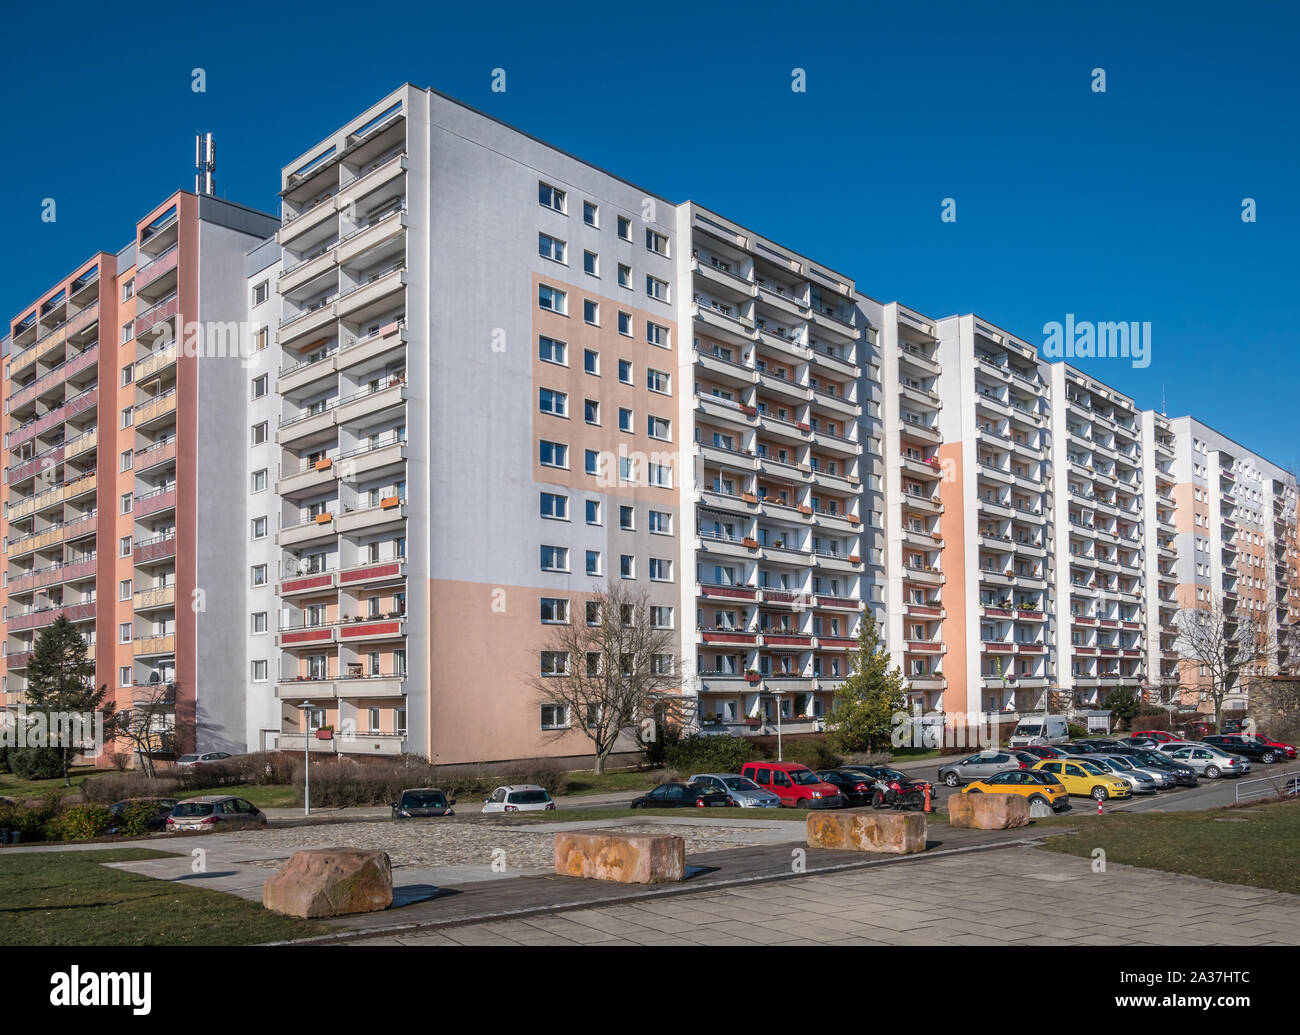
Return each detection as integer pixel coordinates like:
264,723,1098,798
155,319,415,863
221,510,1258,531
1031,759,1131,801
960,770,1071,812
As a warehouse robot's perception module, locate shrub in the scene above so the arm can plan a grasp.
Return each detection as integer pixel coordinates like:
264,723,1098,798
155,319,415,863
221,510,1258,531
497,760,570,796
664,734,756,776
9,747,64,781
48,804,114,841
0,803,47,842
115,800,167,837
109,752,133,772
0,745,9,774
773,739,842,770
81,772,183,804
295,755,445,807
1067,723,1088,739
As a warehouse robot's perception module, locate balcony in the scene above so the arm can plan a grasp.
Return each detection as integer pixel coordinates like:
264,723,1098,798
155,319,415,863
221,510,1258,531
338,320,407,373
276,679,337,701
134,533,177,565
278,625,336,648
278,349,338,396
280,570,337,596
279,514,337,548
337,617,407,642
336,377,406,426
336,265,406,322
134,634,176,657
337,675,408,699
135,390,177,429
337,499,407,535
279,456,339,498
339,559,407,587
134,485,176,519
134,585,176,611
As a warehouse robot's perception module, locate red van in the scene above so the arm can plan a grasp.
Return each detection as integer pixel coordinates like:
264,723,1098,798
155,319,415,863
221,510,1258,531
740,761,843,809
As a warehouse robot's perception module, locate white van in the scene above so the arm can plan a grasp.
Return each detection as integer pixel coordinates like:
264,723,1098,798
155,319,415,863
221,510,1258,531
1009,715,1069,747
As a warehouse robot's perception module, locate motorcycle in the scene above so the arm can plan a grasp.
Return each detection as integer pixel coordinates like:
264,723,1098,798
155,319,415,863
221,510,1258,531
869,778,925,811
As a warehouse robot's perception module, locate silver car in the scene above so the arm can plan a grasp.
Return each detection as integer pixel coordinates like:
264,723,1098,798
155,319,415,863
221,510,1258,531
1086,756,1158,794
1092,753,1176,790
688,773,782,808
938,751,1022,787
1161,744,1251,778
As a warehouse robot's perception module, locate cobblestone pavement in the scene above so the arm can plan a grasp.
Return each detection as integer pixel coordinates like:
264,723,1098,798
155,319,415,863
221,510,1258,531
350,845,1300,946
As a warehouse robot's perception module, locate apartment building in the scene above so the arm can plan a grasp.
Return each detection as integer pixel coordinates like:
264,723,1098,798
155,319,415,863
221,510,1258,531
674,205,885,733
2,193,278,756
1168,417,1299,717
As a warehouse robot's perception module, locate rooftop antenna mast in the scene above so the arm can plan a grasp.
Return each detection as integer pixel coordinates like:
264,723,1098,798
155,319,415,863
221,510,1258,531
195,132,216,195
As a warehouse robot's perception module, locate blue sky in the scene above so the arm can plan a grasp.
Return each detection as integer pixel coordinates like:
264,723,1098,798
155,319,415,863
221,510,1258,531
2,0,1296,467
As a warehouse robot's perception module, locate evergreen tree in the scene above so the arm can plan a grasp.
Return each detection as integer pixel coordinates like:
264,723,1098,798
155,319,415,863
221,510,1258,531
827,615,908,754
21,615,116,786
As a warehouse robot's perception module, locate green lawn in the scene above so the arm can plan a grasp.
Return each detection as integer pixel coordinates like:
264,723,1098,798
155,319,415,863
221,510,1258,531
560,769,660,796
0,848,333,946
1034,799,1300,894
0,768,109,801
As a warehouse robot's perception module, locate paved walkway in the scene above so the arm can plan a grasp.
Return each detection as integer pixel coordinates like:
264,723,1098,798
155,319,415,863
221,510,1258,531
346,846,1300,946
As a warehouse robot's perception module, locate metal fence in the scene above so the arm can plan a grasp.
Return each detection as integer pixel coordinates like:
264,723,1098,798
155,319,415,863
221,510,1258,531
1233,768,1300,804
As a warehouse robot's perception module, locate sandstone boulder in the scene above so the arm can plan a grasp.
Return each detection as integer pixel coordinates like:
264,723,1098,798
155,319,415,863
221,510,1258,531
806,811,927,854
554,831,685,883
263,848,393,918
946,792,1030,829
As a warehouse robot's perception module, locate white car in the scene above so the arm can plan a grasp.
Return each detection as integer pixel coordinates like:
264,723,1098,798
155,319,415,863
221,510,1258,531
688,773,783,808
481,784,556,813
175,751,233,768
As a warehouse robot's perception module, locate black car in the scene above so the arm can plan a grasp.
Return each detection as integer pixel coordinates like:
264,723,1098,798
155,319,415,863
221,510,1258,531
106,797,178,834
840,765,935,798
1080,739,1126,752
1221,718,1246,734
1056,742,1100,755
814,769,877,807
391,788,456,818
1202,735,1279,763
630,782,734,809
1124,748,1199,787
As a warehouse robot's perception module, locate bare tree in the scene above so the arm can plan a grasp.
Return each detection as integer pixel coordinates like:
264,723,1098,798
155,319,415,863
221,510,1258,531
529,582,681,774
114,683,189,778
1173,596,1272,732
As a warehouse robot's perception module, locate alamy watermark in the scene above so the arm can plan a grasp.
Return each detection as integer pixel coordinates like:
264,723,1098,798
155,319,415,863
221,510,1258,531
0,706,105,753
1042,313,1151,369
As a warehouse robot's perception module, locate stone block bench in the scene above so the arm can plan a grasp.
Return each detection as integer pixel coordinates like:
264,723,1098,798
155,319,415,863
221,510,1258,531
263,848,393,918
806,811,927,854
554,831,685,884
947,792,1031,829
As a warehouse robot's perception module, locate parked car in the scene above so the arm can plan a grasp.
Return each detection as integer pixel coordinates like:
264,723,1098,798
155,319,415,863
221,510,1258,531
481,785,555,813
1014,745,1067,760
1221,718,1247,734
106,797,178,834
1055,742,1101,755
1085,756,1158,794
1129,730,1182,744
839,765,935,800
1237,733,1297,760
739,762,843,808
814,769,882,807
631,782,734,809
1122,748,1199,787
1161,744,1251,779
1079,738,1127,752
391,788,456,818
1031,759,1132,800
960,770,1071,812
938,751,1026,787
175,751,233,769
1008,714,1070,747
1090,753,1177,789
689,774,782,808
1203,735,1292,764
166,796,267,831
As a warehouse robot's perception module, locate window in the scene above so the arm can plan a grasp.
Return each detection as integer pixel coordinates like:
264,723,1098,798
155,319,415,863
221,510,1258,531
646,275,669,301
120,492,133,515
252,660,268,682
251,374,268,399
540,545,569,572
538,284,567,314
619,407,633,432
584,250,598,276
541,704,570,729
648,462,672,488
539,440,568,468
252,469,268,492
120,321,134,344
251,516,267,539
121,406,133,428
647,415,670,441
583,299,599,325
539,181,566,212
540,598,570,624
650,605,673,629
646,229,669,255
119,623,132,644
252,612,268,634
649,510,671,534
584,399,600,425
539,335,567,365
620,554,635,578
586,601,601,625
253,281,268,305
120,535,132,557
119,579,132,601
119,666,132,687
646,322,670,349
584,449,601,476
618,359,633,384
121,278,135,301
538,232,566,263
586,499,601,524
583,349,599,375
617,216,632,240
120,449,133,472
618,263,632,288
121,364,134,386
583,200,598,226
539,388,568,417
586,550,602,575
620,505,635,530
540,492,568,520
251,565,268,586
647,369,671,395
650,558,671,581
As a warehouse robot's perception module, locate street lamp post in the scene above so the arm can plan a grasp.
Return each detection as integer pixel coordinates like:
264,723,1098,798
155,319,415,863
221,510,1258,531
298,702,312,817
772,691,784,761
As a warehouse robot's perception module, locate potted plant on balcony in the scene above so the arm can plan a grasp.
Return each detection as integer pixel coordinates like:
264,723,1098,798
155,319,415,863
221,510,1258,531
744,716,762,728
315,725,334,741
744,668,761,684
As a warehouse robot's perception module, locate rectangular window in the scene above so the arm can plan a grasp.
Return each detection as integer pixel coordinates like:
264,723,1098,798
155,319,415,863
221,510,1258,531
251,422,268,445
252,469,268,492
649,510,672,534
538,335,567,365
540,545,569,572
121,321,134,344
585,449,601,476
620,554,635,579
539,440,568,468
586,499,601,524
253,281,268,305
583,348,599,375
647,322,670,349
121,364,134,386
647,368,671,394
541,704,569,729
645,229,669,255
647,415,671,441
619,407,633,432
618,359,633,384
538,284,567,314
120,535,132,557
540,492,569,520
121,407,133,428
251,565,268,586
620,505,635,530
119,623,132,644
252,660,268,682
121,278,135,301
119,666,132,687
583,200,598,226
650,558,671,581
540,597,570,623
584,250,598,276
617,216,632,241
252,374,268,399
650,606,673,629
119,579,132,601
120,449,133,472
251,516,267,539
120,492,133,515
617,311,632,336
538,232,566,263
584,399,600,425
252,612,268,634
586,550,601,575
618,263,632,289
646,275,669,301
539,388,568,417
583,299,599,325
539,181,566,212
